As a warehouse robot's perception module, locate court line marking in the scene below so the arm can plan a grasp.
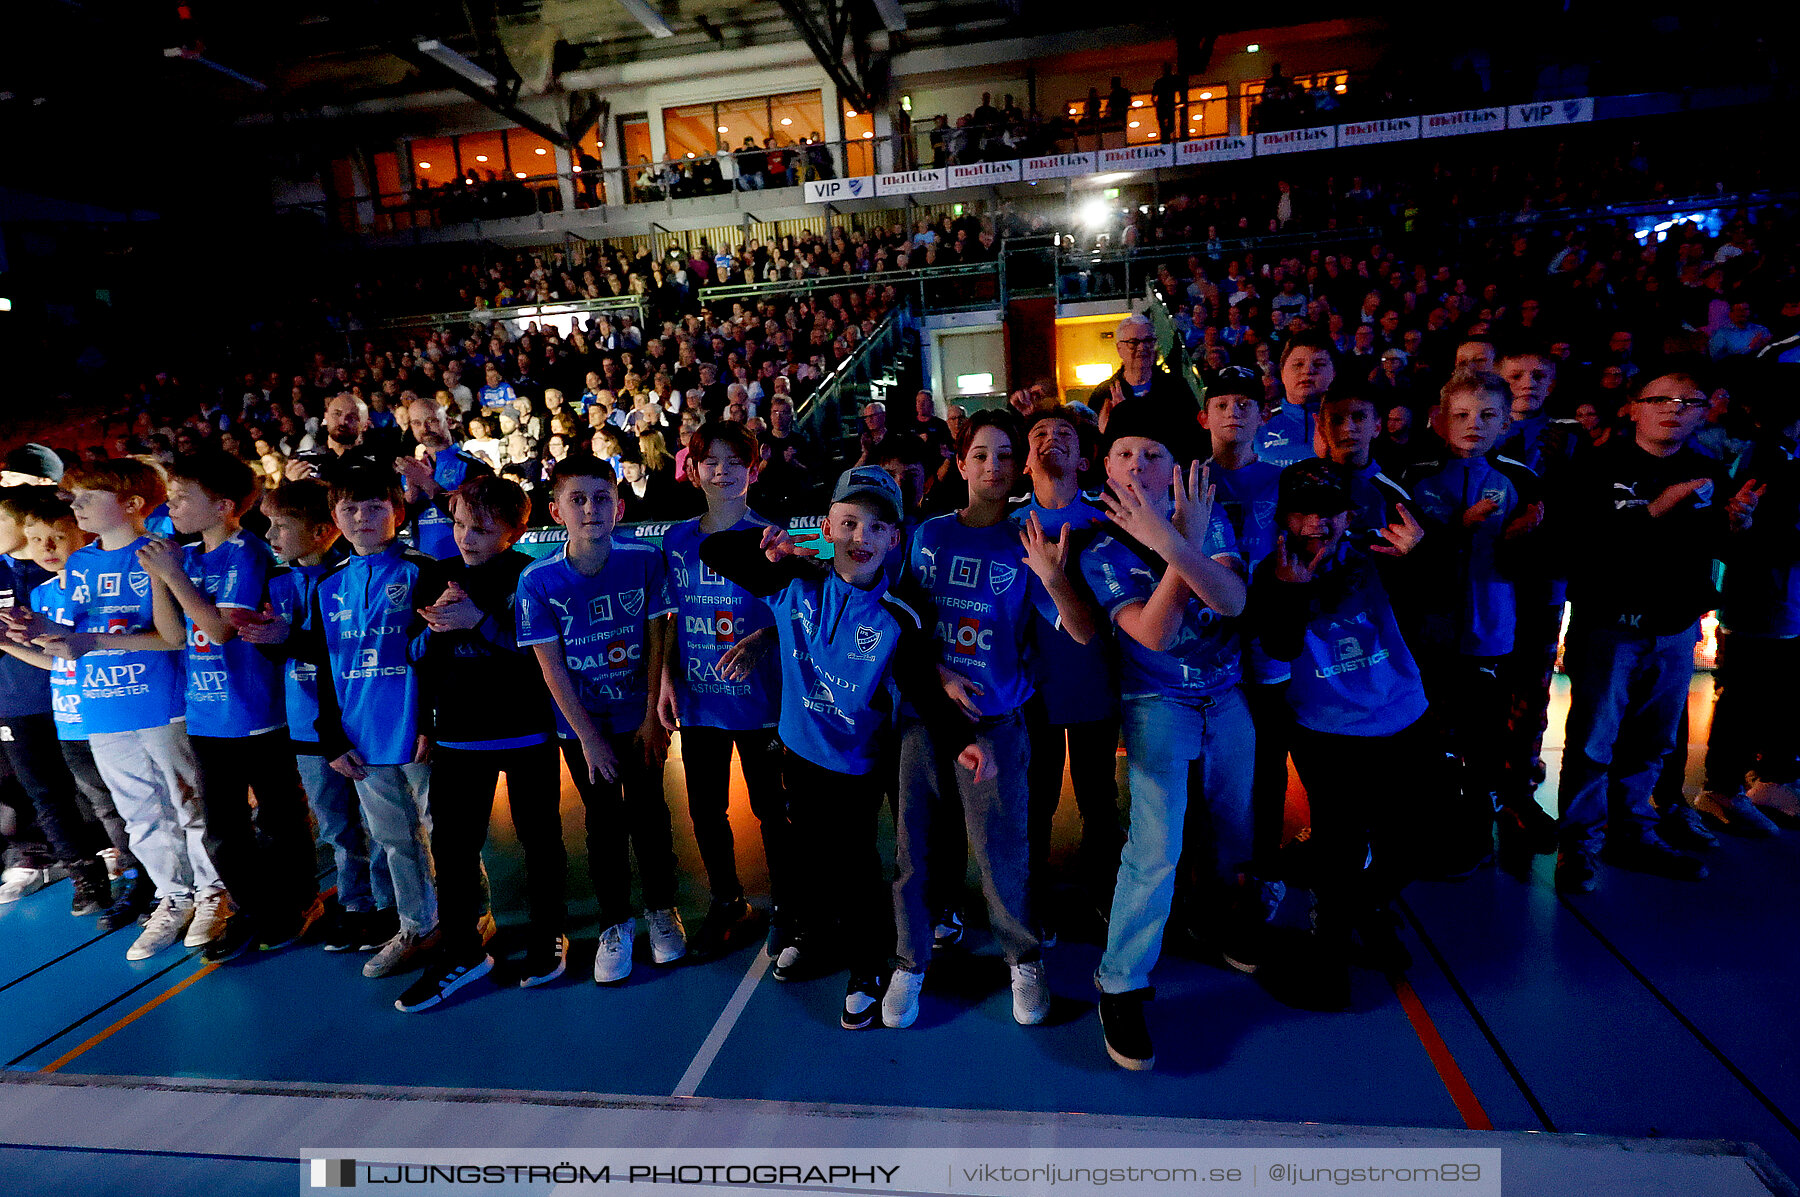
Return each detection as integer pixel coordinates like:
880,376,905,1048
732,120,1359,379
3,953,197,1069
0,928,121,996
1389,975,1493,1130
38,963,221,1074
1399,894,1558,1131
672,950,771,1098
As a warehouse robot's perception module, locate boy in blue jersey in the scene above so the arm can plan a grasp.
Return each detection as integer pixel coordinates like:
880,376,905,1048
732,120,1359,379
655,423,790,959
401,475,564,1011
884,411,1096,1031
1,460,225,961
1554,372,1763,894
1078,405,1252,1072
139,452,323,962
0,490,116,915
1013,409,1121,938
1317,390,1417,546
1403,371,1551,860
400,398,493,561
1255,333,1335,469
700,465,988,1030
517,456,685,985
1251,458,1429,1009
1197,368,1292,916
9,498,148,923
307,469,449,979
237,480,394,953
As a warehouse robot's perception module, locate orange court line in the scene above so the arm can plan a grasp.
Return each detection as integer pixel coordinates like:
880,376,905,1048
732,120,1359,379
39,961,221,1074
1391,975,1494,1131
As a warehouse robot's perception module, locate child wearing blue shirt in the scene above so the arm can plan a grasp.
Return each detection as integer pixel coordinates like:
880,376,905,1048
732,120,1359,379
3,460,224,962
884,411,1096,1032
141,452,322,962
1255,333,1336,469
1403,371,1552,859
655,424,790,960
1252,458,1429,1009
700,465,987,1031
1013,410,1121,939
1077,406,1252,1073
399,398,493,561
241,480,393,954
517,456,685,986
306,470,450,980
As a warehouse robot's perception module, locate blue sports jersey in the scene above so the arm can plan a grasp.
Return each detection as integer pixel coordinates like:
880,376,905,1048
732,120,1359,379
479,383,518,410
0,554,52,719
312,542,445,766
662,515,780,731
1080,509,1243,702
180,532,285,737
1010,495,1118,725
1206,457,1290,685
516,539,677,736
411,447,490,561
1256,404,1316,469
1345,458,1411,541
1403,454,1535,657
909,512,1059,718
59,538,185,735
29,576,85,741
145,506,176,540
269,562,332,746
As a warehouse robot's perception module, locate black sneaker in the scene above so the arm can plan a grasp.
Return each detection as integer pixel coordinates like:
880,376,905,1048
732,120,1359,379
322,909,365,953
1657,804,1719,852
202,916,260,964
1352,909,1412,974
930,909,965,952
99,880,155,931
70,866,110,918
841,972,886,1030
1604,836,1708,882
395,952,494,1013
1497,799,1559,855
1555,849,1598,894
518,933,569,989
765,906,794,960
1098,988,1155,1071
690,897,764,959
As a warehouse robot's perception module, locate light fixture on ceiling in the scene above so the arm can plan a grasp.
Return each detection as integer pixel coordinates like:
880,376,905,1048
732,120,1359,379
535,147,547,155
1128,121,1139,129
1199,90,1213,100
515,171,527,178
418,162,432,170
717,125,729,133
1246,43,1260,53
780,117,792,125
1335,83,1347,93
861,131,872,138
412,38,499,89
613,0,675,38
1131,99,1142,107
475,154,489,162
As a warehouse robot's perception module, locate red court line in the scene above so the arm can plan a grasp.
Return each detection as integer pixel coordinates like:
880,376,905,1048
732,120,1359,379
1391,975,1494,1130
38,962,221,1074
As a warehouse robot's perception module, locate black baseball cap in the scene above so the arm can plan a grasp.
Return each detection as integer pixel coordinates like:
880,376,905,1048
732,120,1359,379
1101,402,1197,465
3,443,64,483
1206,365,1262,401
1277,457,1352,516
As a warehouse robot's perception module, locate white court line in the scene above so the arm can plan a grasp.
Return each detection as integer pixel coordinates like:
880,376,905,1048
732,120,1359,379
672,950,771,1098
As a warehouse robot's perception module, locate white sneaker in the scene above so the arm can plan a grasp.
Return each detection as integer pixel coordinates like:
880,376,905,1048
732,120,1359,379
0,866,48,904
594,918,636,983
185,890,232,947
1694,790,1779,837
645,907,687,965
882,968,924,1029
1010,959,1051,1026
363,928,437,978
128,896,194,961
1748,778,1800,819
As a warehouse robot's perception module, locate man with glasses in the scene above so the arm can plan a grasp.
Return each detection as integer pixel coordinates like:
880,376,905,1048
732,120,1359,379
1555,371,1765,894
1089,315,1197,432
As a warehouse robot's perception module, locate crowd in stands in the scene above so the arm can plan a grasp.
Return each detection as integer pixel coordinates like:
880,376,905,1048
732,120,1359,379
1,106,1797,1075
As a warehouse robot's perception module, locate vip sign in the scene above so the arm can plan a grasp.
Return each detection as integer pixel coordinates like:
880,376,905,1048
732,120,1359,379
1509,98,1595,128
803,177,872,203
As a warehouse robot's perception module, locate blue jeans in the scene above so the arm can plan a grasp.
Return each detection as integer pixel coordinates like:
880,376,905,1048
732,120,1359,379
296,753,393,913
352,763,436,935
1097,689,1254,995
1557,618,1698,855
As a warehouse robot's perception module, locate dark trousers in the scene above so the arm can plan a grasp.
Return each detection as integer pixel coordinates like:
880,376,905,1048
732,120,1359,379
1421,651,1512,809
1705,631,1800,790
1500,601,1563,802
1289,719,1434,935
190,732,319,927
431,742,566,957
679,725,791,909
562,733,678,930
61,739,139,875
1244,681,1294,874
783,748,891,973
0,713,104,877
1025,700,1123,915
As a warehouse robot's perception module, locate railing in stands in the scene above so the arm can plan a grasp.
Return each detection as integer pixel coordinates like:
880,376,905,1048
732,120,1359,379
1140,279,1206,407
788,298,921,456
698,260,1001,313
374,294,646,335
1049,228,1386,305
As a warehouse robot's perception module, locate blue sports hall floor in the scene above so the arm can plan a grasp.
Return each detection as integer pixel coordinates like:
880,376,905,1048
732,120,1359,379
1,675,1796,1196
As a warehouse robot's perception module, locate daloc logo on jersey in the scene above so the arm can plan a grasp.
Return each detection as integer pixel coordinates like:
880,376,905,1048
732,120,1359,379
385,583,408,612
988,562,1019,595
620,588,646,618
851,623,882,660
